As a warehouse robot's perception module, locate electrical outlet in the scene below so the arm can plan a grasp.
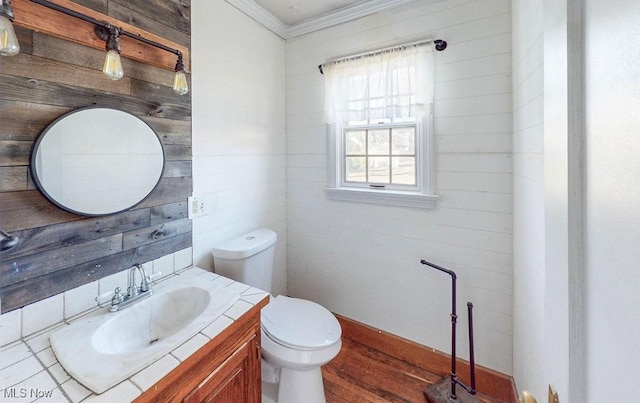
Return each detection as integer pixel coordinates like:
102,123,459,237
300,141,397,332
548,384,559,403
188,195,207,219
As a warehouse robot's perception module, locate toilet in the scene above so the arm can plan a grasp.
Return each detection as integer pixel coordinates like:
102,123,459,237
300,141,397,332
211,228,342,403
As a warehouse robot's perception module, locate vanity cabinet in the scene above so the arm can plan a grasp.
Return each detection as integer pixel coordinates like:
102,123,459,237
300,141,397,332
135,297,268,403
183,336,258,402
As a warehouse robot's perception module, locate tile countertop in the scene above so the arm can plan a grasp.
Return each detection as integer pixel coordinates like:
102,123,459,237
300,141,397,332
0,267,270,403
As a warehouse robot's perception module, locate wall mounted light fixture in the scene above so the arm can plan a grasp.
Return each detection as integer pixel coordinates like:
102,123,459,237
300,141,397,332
0,0,20,56
173,53,189,96
100,24,123,80
0,229,19,251
11,0,188,95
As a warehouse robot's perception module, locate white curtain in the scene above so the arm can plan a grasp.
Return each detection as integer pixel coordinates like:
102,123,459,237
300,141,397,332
322,44,435,124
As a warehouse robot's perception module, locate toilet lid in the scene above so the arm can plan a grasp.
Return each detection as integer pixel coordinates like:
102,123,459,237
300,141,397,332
261,296,341,350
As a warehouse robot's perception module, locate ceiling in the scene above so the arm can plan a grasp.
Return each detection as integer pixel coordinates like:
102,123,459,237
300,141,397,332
226,0,420,38
253,0,372,26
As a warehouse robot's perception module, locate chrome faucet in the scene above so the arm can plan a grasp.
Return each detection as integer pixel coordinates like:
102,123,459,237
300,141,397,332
109,264,153,312
127,263,150,297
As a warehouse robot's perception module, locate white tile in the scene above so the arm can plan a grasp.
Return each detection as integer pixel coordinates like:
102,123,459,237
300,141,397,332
48,363,70,384
34,387,66,402
0,309,22,347
174,247,193,271
64,281,99,319
226,281,250,295
241,287,268,296
177,267,204,277
201,316,234,340
223,300,253,321
60,379,91,403
151,255,173,279
98,270,128,295
130,355,179,391
196,271,219,282
11,369,57,399
171,334,209,362
24,323,66,353
82,381,140,403
241,292,269,306
0,356,44,388
22,294,63,337
211,276,234,288
0,342,31,370
35,347,57,368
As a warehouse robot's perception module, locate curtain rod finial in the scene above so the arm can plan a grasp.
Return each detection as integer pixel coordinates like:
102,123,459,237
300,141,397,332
434,39,447,51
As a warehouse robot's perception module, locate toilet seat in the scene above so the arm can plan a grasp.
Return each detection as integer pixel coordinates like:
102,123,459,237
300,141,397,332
261,296,341,351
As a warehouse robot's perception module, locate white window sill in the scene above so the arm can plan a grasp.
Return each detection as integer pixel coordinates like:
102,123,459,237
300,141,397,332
324,187,438,209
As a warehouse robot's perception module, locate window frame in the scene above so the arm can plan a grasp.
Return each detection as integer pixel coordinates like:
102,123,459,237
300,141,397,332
325,115,438,209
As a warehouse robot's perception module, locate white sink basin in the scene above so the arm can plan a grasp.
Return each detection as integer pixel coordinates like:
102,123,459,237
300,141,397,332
50,276,240,394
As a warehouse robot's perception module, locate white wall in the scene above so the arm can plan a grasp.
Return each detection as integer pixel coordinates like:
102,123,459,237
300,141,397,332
191,1,288,296
511,0,546,398
286,0,514,374
583,0,640,400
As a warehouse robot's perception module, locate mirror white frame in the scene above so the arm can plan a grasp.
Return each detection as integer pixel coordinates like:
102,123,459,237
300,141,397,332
31,107,165,216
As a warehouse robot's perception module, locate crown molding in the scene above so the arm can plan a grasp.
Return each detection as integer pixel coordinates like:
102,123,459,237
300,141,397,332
287,0,416,38
225,0,288,38
226,0,416,39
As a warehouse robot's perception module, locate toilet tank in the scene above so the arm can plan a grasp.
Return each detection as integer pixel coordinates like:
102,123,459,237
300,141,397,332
211,228,277,292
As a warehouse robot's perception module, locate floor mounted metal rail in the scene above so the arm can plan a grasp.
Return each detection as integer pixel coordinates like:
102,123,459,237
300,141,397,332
420,259,478,402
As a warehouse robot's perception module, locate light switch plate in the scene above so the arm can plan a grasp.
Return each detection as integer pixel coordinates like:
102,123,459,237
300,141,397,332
188,195,207,219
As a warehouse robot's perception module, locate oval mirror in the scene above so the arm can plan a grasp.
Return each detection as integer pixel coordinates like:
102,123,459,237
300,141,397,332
31,107,165,216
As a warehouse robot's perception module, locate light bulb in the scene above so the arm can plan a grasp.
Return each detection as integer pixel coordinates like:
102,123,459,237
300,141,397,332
0,15,19,56
102,49,123,80
173,70,188,95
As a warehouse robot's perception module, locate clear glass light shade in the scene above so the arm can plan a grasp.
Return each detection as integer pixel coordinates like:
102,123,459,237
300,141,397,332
173,70,189,95
102,49,124,80
0,15,20,56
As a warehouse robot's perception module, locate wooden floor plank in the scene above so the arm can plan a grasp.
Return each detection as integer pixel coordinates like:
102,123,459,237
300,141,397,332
333,314,516,403
323,335,508,403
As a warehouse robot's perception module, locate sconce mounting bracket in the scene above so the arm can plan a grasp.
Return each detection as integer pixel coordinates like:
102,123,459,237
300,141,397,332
94,24,109,41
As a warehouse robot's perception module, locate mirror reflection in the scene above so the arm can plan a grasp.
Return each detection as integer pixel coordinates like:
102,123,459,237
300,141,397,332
31,107,165,216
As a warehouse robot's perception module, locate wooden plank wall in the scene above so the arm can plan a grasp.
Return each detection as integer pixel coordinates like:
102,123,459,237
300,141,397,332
0,0,192,313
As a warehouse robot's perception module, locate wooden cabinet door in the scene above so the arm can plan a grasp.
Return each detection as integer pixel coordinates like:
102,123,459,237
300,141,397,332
183,335,260,403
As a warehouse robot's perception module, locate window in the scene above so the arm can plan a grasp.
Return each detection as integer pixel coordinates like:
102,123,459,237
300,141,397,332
322,44,438,209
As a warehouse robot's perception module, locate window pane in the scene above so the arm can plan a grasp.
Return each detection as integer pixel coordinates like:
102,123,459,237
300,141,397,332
368,157,390,183
345,130,366,155
392,127,415,155
367,129,389,155
391,157,416,185
345,157,366,182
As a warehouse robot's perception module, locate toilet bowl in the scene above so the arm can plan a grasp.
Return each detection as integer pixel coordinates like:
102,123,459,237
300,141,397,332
211,229,342,403
261,295,341,403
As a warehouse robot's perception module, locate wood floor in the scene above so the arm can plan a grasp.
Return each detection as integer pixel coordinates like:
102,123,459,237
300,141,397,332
322,336,508,403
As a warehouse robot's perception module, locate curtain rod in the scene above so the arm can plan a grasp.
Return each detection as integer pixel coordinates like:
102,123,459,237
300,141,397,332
318,38,447,74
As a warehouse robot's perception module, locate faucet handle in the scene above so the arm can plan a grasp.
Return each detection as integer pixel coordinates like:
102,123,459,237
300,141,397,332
140,277,150,292
111,287,124,304
138,264,150,292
